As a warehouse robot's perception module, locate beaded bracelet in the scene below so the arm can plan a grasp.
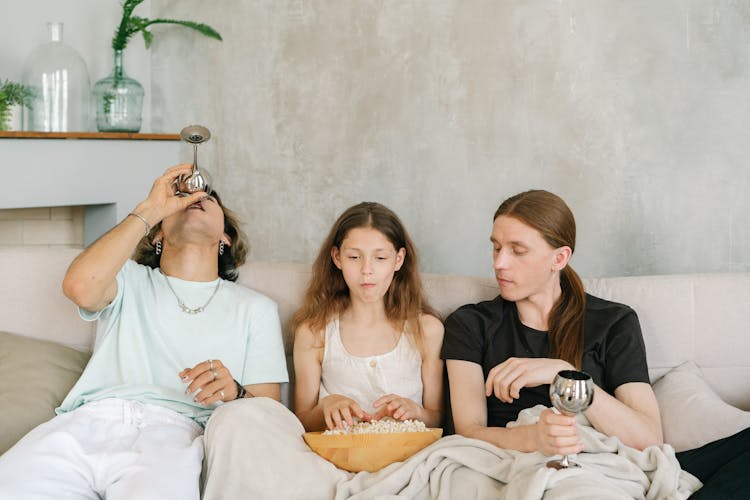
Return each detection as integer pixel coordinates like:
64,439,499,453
128,212,151,237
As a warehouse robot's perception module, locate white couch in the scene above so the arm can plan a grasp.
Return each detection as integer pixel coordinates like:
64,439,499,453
1,246,749,456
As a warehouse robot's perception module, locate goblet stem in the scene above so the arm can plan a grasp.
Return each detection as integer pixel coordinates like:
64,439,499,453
560,454,570,467
192,143,199,172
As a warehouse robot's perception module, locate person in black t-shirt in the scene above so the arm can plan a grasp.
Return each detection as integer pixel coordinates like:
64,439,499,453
441,189,749,499
443,294,650,430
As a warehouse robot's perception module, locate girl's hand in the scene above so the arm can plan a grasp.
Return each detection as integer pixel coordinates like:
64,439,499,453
533,408,584,456
485,357,574,403
180,359,237,406
372,394,424,421
321,395,371,430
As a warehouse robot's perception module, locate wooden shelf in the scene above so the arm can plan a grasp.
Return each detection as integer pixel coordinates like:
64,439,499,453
0,131,180,140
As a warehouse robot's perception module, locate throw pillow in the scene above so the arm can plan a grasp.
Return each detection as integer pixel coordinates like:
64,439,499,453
652,360,750,452
0,331,90,455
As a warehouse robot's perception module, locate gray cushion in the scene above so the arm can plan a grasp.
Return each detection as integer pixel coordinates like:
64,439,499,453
652,360,750,452
0,331,90,455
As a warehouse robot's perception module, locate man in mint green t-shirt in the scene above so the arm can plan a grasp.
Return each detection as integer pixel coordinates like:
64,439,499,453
0,164,288,500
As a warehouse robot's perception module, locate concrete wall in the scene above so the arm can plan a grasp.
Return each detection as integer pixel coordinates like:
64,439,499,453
2,1,749,277
150,0,750,278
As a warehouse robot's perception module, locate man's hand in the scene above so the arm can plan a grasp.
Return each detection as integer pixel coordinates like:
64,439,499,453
134,164,207,226
533,408,584,456
181,359,237,406
485,357,574,403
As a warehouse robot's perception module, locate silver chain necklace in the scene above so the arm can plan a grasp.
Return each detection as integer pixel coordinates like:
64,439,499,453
161,270,221,314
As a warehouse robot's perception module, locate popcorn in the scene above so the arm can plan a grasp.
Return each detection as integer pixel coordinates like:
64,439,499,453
323,417,428,435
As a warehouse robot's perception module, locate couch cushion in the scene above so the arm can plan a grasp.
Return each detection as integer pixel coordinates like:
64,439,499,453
583,273,750,409
0,247,94,351
584,275,695,373
0,331,90,455
652,360,750,453
237,261,311,353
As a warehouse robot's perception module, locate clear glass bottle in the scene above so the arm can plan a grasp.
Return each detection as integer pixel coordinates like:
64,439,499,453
22,22,91,132
92,49,144,132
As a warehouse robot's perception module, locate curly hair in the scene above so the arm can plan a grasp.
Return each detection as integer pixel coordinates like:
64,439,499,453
132,191,249,281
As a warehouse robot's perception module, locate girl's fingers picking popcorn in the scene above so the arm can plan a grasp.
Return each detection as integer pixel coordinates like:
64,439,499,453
331,409,345,430
341,407,354,428
322,417,429,435
372,394,395,408
324,412,334,430
353,403,373,422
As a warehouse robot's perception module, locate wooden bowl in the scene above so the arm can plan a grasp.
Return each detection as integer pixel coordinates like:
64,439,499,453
303,428,443,473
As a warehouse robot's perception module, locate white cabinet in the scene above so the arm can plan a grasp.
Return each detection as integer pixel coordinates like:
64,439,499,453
0,132,179,245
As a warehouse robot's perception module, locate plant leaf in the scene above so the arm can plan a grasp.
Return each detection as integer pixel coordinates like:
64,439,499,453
0,79,35,107
111,0,223,51
112,0,145,50
140,19,223,42
141,29,153,49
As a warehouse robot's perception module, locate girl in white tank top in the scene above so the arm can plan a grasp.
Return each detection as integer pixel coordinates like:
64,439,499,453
318,316,423,416
293,202,445,432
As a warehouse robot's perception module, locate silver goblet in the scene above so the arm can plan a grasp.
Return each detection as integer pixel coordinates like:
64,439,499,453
174,124,212,196
546,370,594,469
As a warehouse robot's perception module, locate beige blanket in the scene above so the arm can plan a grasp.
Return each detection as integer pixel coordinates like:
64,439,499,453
335,406,701,500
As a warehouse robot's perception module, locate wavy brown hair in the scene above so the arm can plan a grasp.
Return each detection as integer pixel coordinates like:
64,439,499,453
293,202,436,351
494,190,586,368
132,191,249,282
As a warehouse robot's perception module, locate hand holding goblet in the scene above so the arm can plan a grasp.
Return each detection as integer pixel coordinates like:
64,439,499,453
546,370,594,469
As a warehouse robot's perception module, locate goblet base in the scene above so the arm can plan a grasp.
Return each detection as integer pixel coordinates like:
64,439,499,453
546,458,581,469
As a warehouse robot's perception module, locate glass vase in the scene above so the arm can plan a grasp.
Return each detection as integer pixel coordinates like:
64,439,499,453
22,22,91,132
92,50,144,132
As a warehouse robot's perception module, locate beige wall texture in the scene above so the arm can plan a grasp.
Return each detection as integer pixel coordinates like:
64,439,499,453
17,1,746,277
148,0,750,278
0,207,83,248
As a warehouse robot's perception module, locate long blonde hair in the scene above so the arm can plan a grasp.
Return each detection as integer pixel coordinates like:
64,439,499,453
494,190,586,368
293,202,436,349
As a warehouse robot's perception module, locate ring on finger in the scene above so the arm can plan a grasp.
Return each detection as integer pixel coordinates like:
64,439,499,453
220,390,225,400
212,369,218,380
208,359,213,370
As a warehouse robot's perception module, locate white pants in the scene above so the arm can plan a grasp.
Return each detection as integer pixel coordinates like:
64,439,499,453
0,398,204,500
202,398,351,500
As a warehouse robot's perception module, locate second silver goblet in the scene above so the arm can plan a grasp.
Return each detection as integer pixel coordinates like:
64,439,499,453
546,369,594,469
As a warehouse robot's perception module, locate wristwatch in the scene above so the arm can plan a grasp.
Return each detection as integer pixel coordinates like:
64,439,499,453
234,379,247,399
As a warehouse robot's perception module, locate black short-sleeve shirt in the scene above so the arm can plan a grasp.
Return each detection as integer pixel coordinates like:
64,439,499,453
440,294,650,428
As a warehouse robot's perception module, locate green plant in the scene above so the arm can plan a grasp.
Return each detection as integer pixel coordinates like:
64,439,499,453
0,79,34,131
112,0,222,51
